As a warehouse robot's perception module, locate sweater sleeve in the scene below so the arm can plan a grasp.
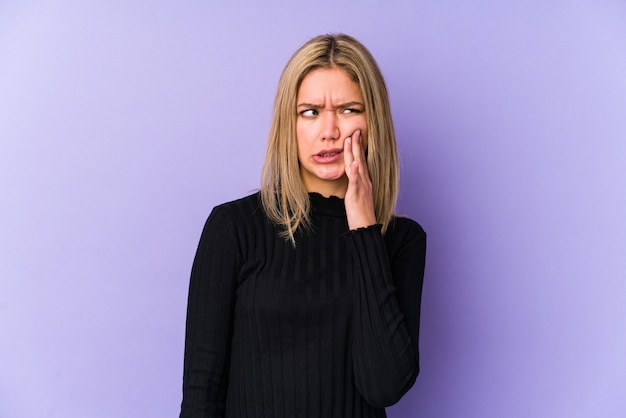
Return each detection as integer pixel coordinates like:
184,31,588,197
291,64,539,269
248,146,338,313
180,206,240,418
346,220,427,407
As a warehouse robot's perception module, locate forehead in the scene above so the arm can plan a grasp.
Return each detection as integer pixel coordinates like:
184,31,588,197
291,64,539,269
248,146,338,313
297,67,362,101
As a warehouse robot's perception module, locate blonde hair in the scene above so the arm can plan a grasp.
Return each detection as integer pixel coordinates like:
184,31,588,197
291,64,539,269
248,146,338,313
261,34,399,244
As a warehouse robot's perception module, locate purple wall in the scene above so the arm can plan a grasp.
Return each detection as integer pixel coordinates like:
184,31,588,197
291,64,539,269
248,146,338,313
1,1,625,417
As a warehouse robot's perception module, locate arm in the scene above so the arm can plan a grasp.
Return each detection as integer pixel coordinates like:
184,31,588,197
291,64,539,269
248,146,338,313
180,206,240,417
347,221,426,407
342,129,427,406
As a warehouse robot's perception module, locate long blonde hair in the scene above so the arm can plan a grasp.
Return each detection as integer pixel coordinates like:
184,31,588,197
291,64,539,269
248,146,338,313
261,34,399,244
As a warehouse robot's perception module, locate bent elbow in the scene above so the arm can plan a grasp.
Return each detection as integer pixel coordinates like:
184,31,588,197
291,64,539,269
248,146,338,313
360,363,419,408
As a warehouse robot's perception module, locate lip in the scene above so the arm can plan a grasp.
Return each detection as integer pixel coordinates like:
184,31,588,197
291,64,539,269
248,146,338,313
312,148,343,164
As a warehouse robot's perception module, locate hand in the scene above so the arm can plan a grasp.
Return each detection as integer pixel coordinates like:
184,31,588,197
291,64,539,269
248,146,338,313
343,130,377,230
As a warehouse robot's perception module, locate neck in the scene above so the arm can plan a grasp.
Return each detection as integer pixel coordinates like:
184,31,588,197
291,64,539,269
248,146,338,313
303,178,348,198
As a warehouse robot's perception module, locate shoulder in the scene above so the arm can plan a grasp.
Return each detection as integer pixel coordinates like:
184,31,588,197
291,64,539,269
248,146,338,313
198,192,264,254
201,192,263,234
384,216,427,256
208,192,264,223
387,216,426,241
212,192,262,215
385,216,426,268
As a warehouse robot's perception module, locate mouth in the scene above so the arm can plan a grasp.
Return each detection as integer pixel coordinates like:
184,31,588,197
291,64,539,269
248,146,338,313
316,149,343,157
313,148,343,163
318,151,341,157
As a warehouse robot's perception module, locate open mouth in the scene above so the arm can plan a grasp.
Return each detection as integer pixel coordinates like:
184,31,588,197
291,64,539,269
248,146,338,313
317,150,342,157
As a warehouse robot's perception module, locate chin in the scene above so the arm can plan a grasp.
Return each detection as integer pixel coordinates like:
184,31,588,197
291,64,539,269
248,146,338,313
318,165,345,178
317,171,346,181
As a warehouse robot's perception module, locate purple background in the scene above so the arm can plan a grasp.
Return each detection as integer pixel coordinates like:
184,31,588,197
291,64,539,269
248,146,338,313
1,1,625,417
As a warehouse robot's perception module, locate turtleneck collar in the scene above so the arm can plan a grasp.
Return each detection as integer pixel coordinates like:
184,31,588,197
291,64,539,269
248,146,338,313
309,192,346,217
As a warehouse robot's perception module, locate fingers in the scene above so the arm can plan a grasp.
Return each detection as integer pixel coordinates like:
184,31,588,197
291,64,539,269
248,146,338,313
344,129,365,178
344,135,354,177
343,130,376,229
351,129,363,164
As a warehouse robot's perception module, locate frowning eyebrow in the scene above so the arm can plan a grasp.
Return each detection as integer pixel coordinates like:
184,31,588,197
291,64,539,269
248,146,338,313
296,101,364,110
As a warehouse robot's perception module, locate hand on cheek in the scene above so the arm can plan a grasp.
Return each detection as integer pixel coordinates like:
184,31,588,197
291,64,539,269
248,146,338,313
343,130,377,230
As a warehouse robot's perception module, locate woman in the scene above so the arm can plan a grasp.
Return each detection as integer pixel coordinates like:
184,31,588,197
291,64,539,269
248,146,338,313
180,34,426,418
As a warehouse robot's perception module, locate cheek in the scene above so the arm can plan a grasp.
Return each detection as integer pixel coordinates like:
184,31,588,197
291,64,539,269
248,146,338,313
295,124,306,153
342,117,367,135
296,121,314,143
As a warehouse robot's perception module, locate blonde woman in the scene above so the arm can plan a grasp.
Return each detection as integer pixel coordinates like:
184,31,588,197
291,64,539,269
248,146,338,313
180,34,426,418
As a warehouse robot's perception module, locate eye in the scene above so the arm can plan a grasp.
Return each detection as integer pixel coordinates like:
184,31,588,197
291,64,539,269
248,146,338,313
300,109,318,117
341,108,362,115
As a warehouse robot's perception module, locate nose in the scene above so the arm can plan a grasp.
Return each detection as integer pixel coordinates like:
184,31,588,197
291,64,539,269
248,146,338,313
321,111,339,141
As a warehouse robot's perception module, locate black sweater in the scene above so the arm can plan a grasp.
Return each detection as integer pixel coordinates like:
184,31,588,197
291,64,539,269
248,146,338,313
180,192,426,418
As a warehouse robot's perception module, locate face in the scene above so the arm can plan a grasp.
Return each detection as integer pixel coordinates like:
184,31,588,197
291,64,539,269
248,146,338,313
296,67,367,197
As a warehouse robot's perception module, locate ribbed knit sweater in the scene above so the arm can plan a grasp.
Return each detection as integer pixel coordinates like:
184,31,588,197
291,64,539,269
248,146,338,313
180,192,426,418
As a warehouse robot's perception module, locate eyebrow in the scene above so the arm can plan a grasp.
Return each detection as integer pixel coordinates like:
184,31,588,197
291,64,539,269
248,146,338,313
296,101,364,110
